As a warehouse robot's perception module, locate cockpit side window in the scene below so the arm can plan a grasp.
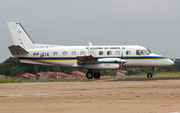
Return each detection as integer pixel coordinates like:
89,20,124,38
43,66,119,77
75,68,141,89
136,50,140,55
140,50,144,55
136,50,144,55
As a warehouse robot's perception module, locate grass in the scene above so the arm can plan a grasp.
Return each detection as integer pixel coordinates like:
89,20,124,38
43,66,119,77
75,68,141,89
0,77,91,83
0,77,16,83
48,79,55,82
39,78,91,82
0,72,179,83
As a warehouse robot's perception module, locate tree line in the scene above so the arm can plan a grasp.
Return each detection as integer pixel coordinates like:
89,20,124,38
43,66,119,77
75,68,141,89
0,57,180,77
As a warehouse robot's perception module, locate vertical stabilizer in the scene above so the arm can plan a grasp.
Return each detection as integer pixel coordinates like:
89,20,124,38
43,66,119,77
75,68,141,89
7,22,34,50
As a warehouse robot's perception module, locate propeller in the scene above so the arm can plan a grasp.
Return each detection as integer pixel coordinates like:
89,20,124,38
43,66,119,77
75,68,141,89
119,48,126,69
119,59,127,69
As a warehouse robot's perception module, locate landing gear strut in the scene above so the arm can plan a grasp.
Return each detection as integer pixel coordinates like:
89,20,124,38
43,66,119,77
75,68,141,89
86,70,101,79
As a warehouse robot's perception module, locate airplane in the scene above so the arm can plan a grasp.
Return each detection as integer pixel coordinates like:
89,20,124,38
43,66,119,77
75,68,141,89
7,22,174,79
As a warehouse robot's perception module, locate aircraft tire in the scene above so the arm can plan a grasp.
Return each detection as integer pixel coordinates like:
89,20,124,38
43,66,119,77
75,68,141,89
147,73,153,78
86,71,94,79
94,72,101,79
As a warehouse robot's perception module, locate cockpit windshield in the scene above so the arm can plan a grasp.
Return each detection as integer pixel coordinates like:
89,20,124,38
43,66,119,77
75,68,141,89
143,49,151,55
136,49,152,55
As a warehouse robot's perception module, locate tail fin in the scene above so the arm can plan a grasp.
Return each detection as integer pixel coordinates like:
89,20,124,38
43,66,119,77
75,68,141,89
7,22,34,50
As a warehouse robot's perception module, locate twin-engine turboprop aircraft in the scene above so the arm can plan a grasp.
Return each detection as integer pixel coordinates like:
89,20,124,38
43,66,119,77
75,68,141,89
7,22,174,79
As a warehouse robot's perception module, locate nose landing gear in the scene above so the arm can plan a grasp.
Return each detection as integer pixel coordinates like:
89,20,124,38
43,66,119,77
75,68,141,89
147,67,155,78
147,73,153,78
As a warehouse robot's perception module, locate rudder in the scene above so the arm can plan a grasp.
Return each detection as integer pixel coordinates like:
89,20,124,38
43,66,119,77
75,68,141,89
7,22,34,50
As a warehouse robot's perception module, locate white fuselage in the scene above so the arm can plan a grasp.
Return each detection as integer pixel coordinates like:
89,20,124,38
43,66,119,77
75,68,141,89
15,44,174,70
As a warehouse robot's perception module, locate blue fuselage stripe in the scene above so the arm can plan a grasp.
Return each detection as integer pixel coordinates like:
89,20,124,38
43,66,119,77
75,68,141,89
19,56,166,60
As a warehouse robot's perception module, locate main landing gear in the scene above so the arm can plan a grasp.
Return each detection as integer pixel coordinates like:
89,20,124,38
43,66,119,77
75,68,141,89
147,67,155,78
86,70,101,79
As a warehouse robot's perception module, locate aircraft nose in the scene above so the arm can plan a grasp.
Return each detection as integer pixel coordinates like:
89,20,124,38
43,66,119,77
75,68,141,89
168,59,174,66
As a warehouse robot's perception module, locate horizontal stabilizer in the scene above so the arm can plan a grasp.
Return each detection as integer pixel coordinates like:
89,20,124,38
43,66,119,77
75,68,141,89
8,45,29,55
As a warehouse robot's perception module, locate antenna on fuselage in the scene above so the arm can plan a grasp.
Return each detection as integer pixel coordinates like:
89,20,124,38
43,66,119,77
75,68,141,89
88,42,93,46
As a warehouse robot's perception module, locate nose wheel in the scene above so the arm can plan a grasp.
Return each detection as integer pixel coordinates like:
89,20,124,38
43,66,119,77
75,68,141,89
147,73,153,78
147,67,155,78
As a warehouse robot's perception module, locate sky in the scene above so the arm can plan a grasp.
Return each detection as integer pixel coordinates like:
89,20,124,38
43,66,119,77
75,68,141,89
0,0,180,63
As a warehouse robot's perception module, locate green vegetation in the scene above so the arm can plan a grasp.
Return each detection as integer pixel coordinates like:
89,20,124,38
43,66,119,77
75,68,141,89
48,79,55,82
0,77,92,83
0,77,20,83
0,57,88,76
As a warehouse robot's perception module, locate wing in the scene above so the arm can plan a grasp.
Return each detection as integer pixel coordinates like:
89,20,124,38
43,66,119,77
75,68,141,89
76,55,100,65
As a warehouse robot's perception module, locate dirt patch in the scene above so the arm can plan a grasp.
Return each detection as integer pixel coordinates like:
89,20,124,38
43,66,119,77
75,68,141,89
0,80,180,113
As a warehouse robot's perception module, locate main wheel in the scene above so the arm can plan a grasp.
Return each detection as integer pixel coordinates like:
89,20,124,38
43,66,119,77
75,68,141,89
86,71,94,79
147,73,153,78
94,72,101,79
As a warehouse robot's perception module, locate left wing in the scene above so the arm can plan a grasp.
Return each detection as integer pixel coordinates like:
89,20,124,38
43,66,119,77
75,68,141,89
76,55,99,65
76,55,126,65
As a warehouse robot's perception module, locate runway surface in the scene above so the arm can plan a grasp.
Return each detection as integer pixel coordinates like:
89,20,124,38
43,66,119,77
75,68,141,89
100,77,180,82
0,79,180,113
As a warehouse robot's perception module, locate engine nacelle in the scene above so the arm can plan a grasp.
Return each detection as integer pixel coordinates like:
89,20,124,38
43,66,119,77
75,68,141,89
98,58,126,63
82,58,127,70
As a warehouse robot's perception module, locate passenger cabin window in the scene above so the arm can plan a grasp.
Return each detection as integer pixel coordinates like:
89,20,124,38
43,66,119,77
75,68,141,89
63,51,67,56
71,51,76,55
107,51,112,55
99,51,103,55
116,51,120,55
126,51,131,55
80,51,85,55
90,51,94,55
53,52,57,56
